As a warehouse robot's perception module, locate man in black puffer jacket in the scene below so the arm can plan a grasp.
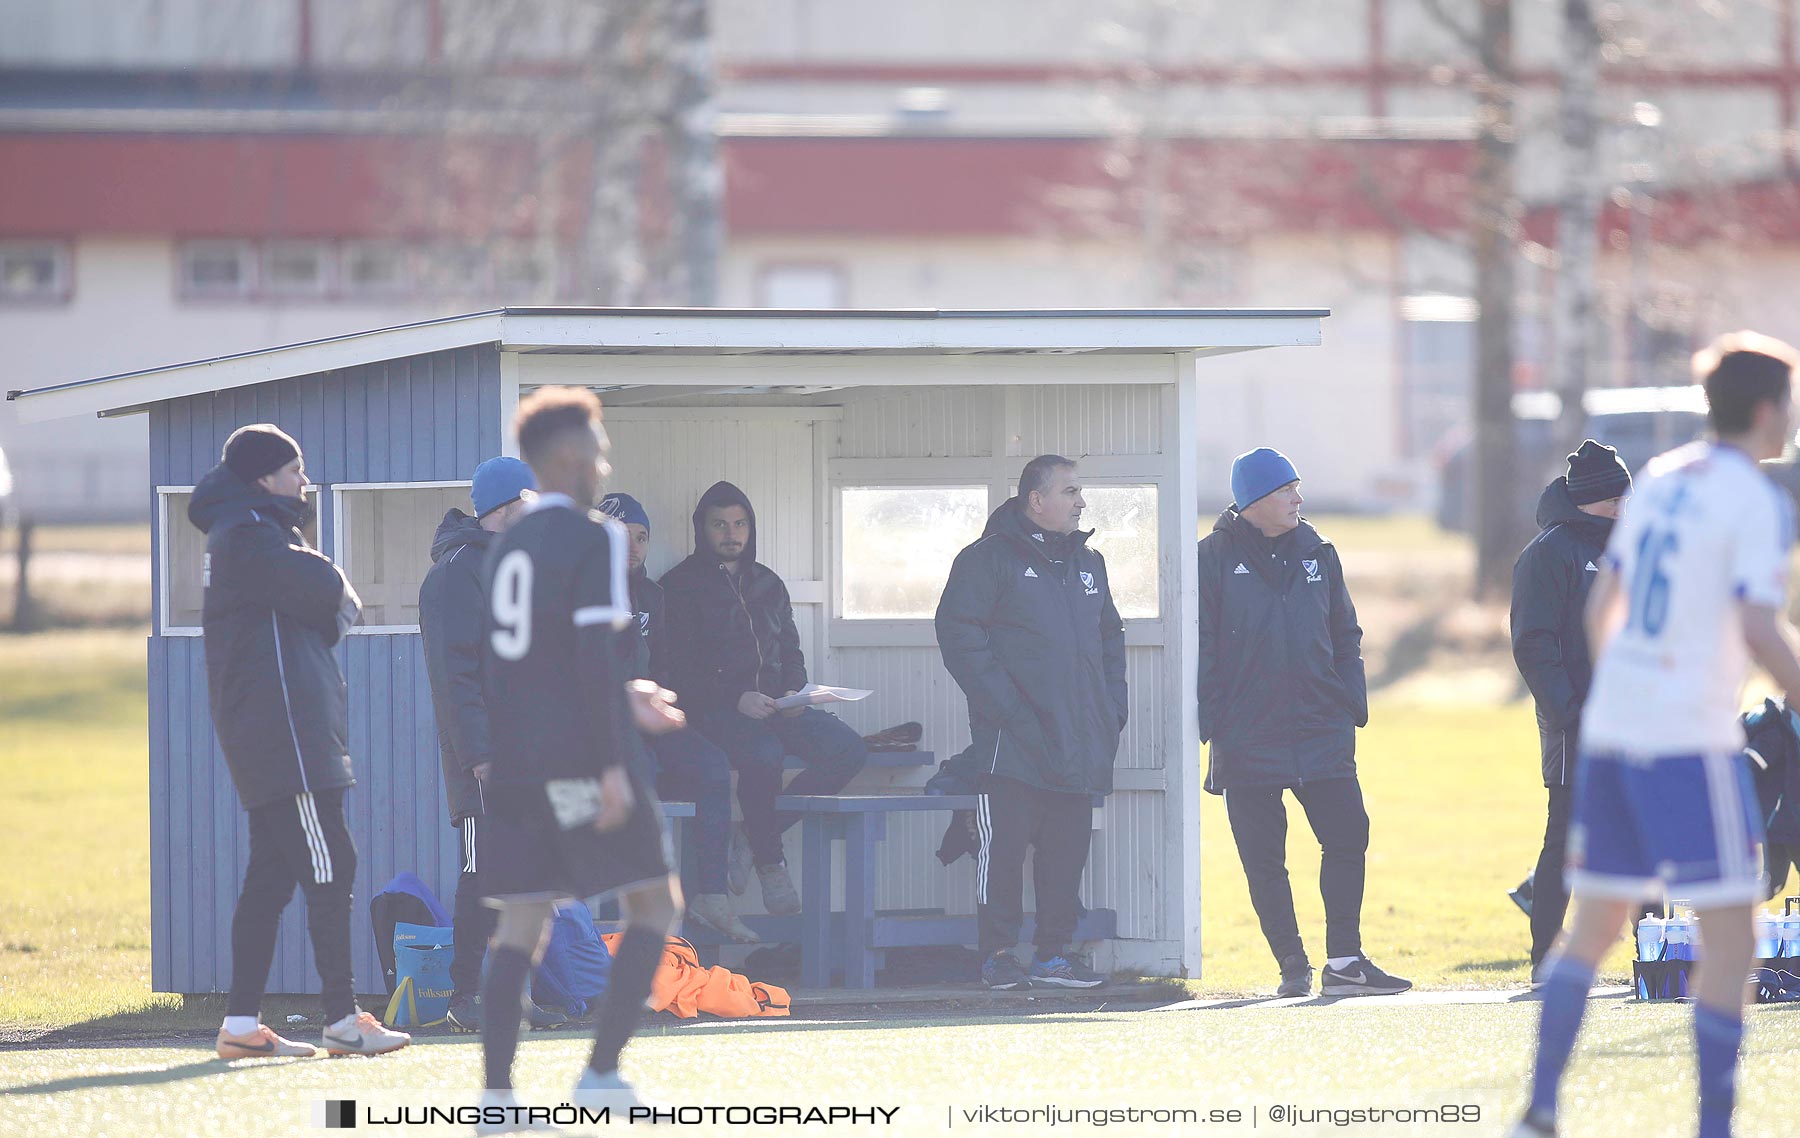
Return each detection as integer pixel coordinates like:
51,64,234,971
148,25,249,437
1510,440,1630,971
420,456,563,1032
660,480,868,917
937,455,1127,990
1197,447,1408,1000
189,423,408,1060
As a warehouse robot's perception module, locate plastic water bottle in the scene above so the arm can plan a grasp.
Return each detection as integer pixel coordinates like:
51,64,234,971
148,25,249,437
1780,914,1800,958
1665,915,1694,998
1757,913,1780,959
1635,916,1665,999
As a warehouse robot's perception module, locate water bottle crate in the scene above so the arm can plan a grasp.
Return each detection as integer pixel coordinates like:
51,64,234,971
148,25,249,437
1632,956,1800,1002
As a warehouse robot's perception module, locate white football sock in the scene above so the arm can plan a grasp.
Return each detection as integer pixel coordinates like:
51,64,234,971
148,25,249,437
1327,956,1360,970
222,1016,259,1036
328,1011,360,1033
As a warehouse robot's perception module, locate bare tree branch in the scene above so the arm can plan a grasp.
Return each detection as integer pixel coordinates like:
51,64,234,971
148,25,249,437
1417,0,1483,55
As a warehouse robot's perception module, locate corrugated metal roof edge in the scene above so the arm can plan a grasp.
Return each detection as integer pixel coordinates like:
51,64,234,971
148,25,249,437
7,306,1329,421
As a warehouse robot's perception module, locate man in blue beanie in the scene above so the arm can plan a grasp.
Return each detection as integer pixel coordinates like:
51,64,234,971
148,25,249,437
599,492,756,943
420,456,565,1032
1196,447,1410,998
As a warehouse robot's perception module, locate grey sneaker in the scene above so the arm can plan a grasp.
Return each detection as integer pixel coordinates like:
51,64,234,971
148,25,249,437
1276,954,1313,998
982,951,1029,990
687,892,761,943
727,827,754,897
756,861,802,916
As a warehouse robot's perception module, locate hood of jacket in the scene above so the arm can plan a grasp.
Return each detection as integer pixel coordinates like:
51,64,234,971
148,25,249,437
430,508,492,563
982,494,1094,560
187,462,310,536
1535,477,1614,544
689,480,758,566
1211,506,1326,560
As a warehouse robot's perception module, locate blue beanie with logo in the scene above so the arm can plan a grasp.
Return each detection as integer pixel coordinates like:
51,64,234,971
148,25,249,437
598,492,651,533
1230,447,1301,511
470,456,536,518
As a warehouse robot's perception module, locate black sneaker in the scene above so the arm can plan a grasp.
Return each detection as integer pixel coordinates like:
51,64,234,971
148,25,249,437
981,951,1029,990
1276,954,1313,998
446,993,481,1033
526,1000,569,1030
1028,953,1106,989
1508,874,1535,917
1320,957,1413,997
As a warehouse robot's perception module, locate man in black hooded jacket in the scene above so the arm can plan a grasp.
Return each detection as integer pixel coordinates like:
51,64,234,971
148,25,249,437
420,456,563,1032
1510,440,1630,970
660,480,868,916
1197,447,1408,999
188,423,408,1060
936,455,1126,990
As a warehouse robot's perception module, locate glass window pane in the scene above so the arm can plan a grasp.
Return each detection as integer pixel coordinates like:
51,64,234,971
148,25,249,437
265,243,330,294
1082,485,1159,618
343,243,410,293
182,243,251,293
841,486,988,619
343,486,473,626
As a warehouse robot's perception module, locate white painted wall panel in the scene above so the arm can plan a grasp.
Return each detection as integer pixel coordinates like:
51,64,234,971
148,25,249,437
603,416,817,584
836,386,995,460
1012,383,1164,458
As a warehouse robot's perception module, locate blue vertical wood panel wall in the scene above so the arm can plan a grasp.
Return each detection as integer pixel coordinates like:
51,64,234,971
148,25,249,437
146,344,501,994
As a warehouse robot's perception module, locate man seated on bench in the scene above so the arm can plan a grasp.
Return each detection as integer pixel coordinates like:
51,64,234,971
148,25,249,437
936,455,1127,991
660,481,869,917
600,492,757,944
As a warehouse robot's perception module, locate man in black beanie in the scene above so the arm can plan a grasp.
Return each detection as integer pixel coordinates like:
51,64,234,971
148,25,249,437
1509,439,1631,974
189,423,409,1059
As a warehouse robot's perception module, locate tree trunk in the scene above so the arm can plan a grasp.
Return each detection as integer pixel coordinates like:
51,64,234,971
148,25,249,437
1550,0,1603,470
1472,0,1521,597
663,0,722,307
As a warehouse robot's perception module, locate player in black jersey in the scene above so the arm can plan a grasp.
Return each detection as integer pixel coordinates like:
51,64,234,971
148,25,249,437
476,386,685,1122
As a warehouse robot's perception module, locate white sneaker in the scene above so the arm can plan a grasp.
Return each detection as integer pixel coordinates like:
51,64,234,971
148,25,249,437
572,1067,666,1120
474,1089,562,1135
1507,1111,1557,1137
756,862,802,916
727,827,753,896
321,1009,410,1057
686,892,760,943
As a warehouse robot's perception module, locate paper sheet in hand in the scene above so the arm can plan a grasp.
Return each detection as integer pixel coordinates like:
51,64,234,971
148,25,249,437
772,684,874,710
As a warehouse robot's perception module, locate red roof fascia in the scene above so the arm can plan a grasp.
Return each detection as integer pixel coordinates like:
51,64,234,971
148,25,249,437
0,131,1472,241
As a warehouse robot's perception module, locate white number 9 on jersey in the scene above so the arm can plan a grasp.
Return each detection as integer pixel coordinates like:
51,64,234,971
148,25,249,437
490,549,534,660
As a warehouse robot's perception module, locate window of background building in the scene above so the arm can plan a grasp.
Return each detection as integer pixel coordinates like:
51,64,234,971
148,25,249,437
840,486,987,619
179,241,256,298
160,486,318,631
341,242,413,296
263,242,333,297
336,484,473,628
0,242,71,303
757,263,848,308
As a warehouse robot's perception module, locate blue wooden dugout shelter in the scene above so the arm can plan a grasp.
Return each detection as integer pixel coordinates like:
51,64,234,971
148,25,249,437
9,307,1324,994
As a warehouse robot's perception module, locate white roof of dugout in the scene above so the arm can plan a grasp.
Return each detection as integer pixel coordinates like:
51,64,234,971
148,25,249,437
6,306,1328,423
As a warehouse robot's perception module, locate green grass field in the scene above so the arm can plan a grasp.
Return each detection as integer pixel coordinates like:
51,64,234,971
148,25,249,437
3,626,1792,1137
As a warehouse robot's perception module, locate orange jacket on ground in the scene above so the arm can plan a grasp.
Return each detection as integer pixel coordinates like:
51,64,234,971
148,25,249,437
601,933,791,1019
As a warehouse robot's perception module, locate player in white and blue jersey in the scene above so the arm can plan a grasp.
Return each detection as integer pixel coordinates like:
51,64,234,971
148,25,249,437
1513,333,1800,1138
